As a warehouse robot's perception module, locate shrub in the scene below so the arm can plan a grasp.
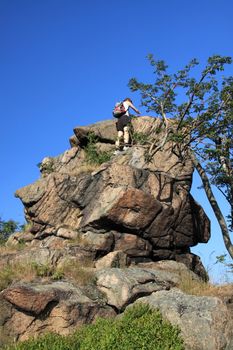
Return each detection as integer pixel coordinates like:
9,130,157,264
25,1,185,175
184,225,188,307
5,304,184,350
74,303,184,350
37,157,54,175
84,132,112,165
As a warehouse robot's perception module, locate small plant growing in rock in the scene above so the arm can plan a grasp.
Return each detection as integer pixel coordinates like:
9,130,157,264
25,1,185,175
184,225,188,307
30,262,64,280
37,157,54,175
21,221,33,233
84,132,112,165
31,262,54,278
131,131,149,145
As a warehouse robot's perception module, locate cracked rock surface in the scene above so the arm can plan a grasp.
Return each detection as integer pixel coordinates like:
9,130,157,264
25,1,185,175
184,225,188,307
1,117,232,349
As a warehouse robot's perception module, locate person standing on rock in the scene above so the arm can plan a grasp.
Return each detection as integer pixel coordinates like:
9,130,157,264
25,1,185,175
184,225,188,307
114,98,141,155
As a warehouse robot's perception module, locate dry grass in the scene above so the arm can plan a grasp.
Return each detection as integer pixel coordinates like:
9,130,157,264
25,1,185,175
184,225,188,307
0,242,27,254
177,270,233,299
58,258,95,286
0,257,96,292
0,260,65,291
0,262,38,291
67,234,92,248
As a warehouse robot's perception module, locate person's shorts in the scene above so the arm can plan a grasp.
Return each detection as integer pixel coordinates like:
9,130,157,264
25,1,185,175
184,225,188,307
116,114,131,131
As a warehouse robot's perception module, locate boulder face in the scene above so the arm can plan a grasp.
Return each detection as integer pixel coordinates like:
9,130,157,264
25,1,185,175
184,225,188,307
1,117,233,350
14,117,210,276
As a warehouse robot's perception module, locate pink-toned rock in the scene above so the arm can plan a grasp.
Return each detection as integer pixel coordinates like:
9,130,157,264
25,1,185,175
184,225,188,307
95,251,129,269
0,281,117,343
107,188,162,231
114,233,152,257
2,286,57,315
14,116,210,275
57,227,79,239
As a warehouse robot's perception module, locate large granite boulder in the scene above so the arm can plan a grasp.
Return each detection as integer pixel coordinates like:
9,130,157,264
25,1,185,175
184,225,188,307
0,281,115,342
2,117,229,349
133,288,233,350
14,117,210,277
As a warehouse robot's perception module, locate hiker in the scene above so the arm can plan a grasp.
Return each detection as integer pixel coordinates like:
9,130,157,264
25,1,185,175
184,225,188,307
114,98,141,154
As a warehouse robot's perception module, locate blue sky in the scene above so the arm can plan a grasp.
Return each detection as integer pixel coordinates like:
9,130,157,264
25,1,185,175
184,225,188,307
1,0,233,282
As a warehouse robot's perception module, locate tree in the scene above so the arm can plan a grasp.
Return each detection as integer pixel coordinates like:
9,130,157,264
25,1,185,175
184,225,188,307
0,217,20,244
128,54,233,258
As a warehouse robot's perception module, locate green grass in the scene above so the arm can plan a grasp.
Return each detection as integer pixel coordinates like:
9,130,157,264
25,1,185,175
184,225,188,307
5,303,184,350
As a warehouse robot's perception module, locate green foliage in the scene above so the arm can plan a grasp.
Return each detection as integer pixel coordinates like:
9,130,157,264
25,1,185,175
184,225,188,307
37,158,54,174
0,218,21,245
30,262,64,280
215,254,233,274
84,132,112,165
5,333,71,350
132,131,149,145
5,304,184,350
129,54,233,258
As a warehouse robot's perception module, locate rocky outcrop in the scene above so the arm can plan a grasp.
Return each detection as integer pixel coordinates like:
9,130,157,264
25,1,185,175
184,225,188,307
0,281,115,342
1,116,232,349
133,289,232,350
14,117,210,276
0,263,232,349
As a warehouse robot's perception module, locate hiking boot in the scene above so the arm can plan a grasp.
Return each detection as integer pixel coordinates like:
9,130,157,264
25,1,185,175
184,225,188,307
123,146,129,151
114,150,121,155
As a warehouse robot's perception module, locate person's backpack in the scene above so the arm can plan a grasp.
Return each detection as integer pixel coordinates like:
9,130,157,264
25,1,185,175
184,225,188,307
112,101,126,118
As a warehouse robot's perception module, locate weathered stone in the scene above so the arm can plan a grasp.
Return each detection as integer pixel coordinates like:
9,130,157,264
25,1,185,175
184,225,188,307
134,289,233,350
0,281,116,342
82,187,162,231
114,233,152,257
2,285,58,315
16,173,83,234
95,251,129,269
14,117,210,267
78,231,114,255
145,193,210,250
96,268,177,310
107,188,162,231
1,117,229,346
38,236,67,249
73,120,116,146
175,253,208,280
190,196,211,243
57,227,79,240
60,147,80,165
69,134,79,147
95,142,115,153
6,231,34,246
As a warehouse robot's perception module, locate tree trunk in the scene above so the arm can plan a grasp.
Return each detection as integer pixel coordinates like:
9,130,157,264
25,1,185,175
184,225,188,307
190,152,233,259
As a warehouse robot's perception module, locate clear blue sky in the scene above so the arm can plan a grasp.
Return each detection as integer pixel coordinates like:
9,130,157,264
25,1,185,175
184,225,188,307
1,0,233,282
